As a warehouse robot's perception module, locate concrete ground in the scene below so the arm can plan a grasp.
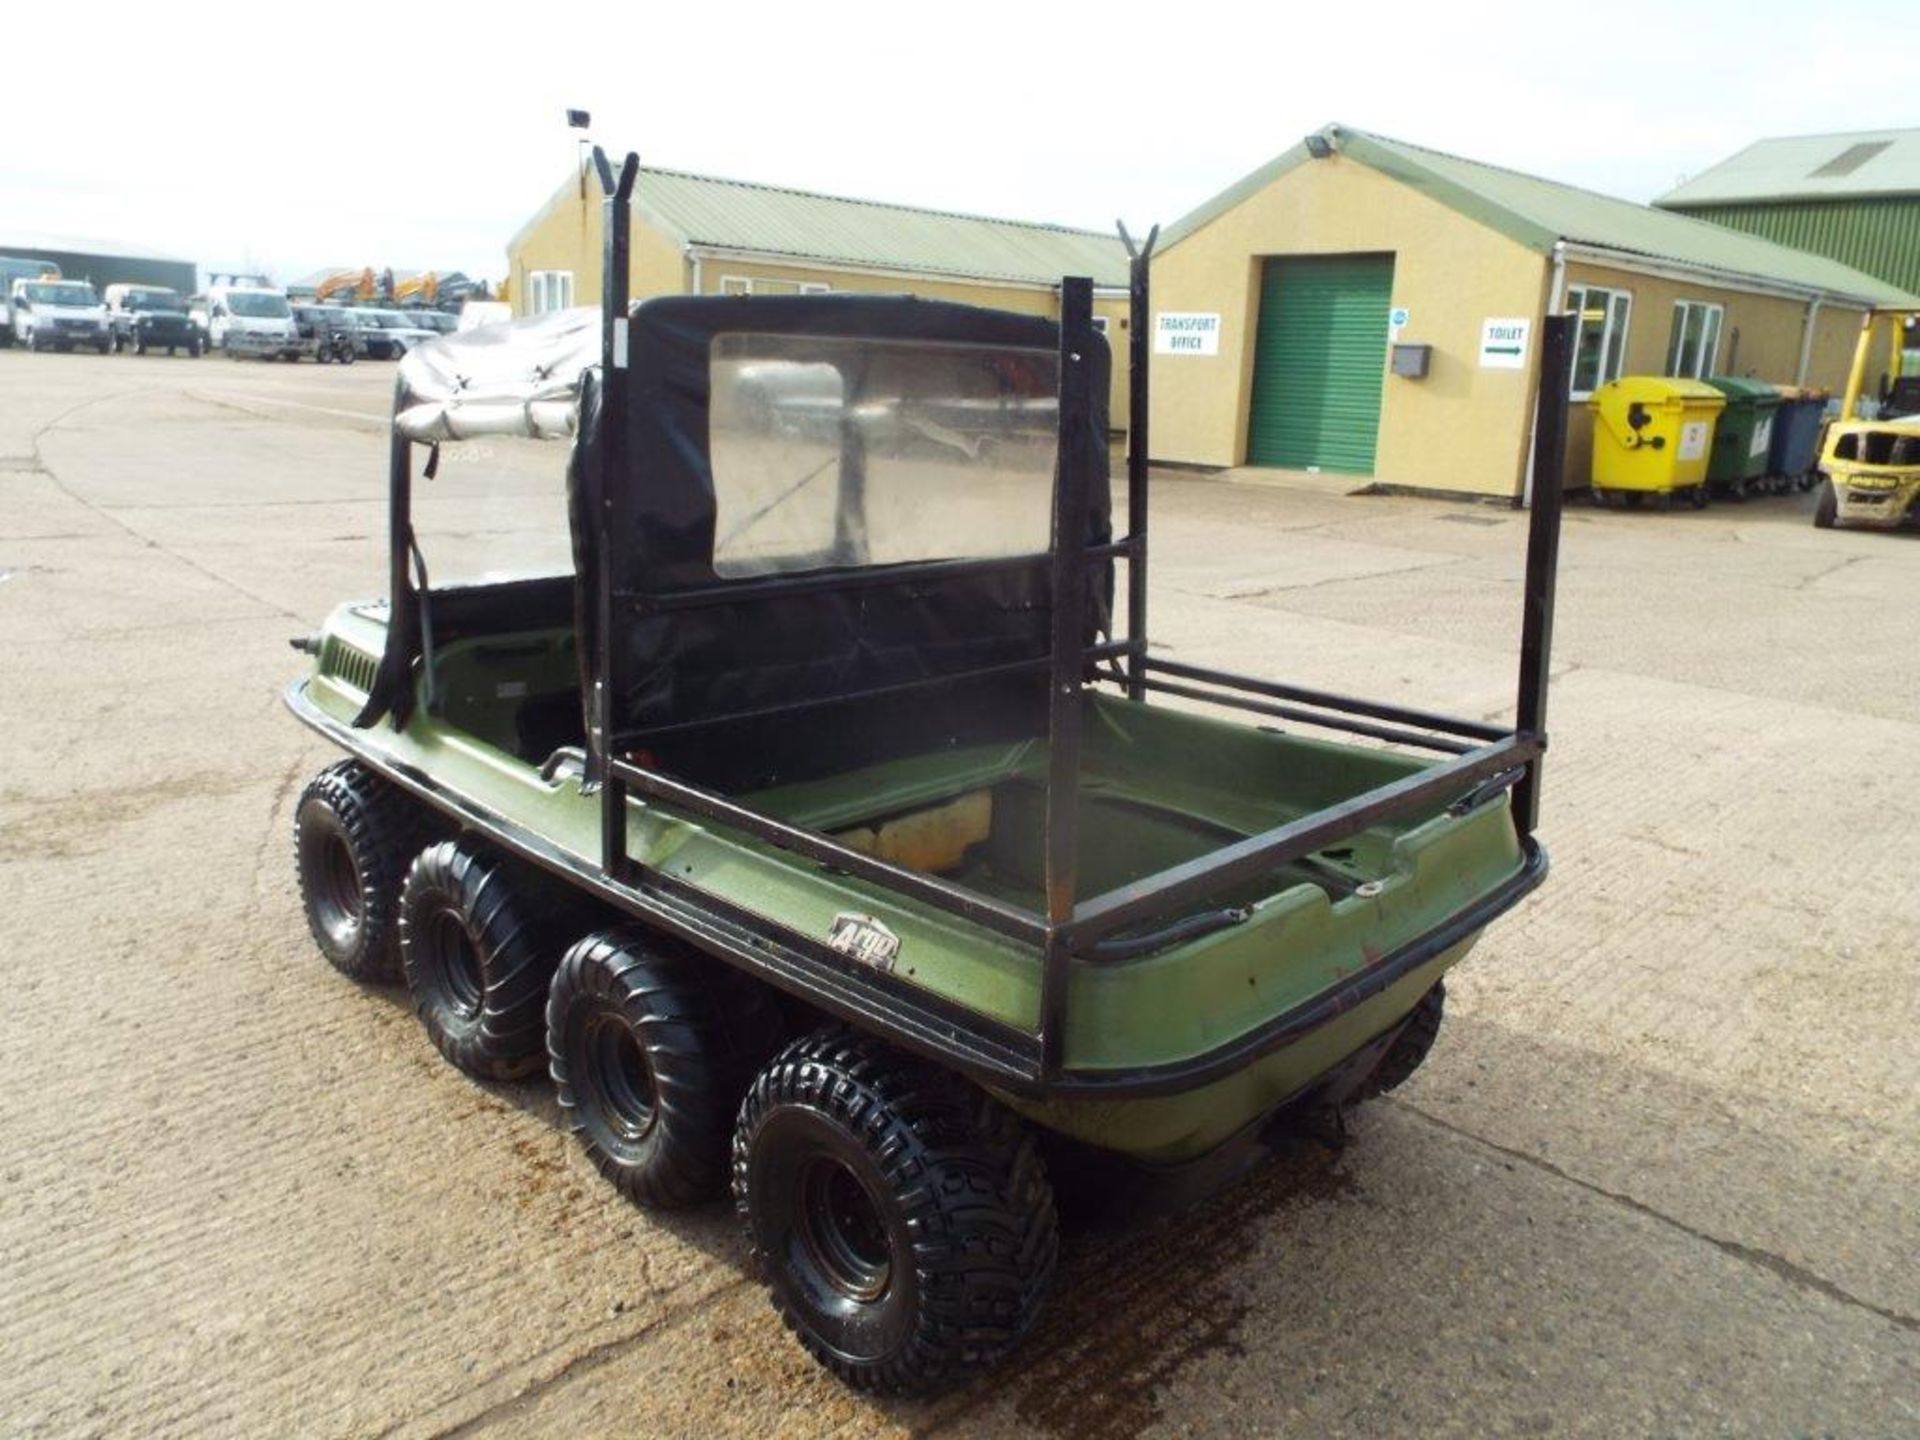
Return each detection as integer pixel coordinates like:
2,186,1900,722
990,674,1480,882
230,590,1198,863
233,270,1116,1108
2,349,1915,1439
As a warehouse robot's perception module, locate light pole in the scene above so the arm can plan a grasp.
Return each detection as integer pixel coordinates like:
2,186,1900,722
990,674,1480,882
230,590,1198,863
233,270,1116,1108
569,109,591,199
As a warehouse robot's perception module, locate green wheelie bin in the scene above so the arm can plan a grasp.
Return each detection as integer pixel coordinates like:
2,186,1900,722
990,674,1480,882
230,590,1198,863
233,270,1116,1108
1704,376,1783,498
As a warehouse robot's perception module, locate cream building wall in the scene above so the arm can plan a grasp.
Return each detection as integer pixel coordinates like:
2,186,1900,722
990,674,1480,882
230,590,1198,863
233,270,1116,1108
507,180,686,310
1558,259,1871,488
507,179,1132,422
1148,156,1550,498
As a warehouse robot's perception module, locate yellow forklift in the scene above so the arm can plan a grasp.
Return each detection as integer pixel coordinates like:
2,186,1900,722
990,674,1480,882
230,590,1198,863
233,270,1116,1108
1814,309,1920,530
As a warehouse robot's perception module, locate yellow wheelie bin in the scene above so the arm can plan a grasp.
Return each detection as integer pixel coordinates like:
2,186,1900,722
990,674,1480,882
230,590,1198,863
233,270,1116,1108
1587,377,1726,510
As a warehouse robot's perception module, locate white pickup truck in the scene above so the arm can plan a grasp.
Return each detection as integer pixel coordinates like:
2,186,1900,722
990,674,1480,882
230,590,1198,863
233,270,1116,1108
9,277,112,353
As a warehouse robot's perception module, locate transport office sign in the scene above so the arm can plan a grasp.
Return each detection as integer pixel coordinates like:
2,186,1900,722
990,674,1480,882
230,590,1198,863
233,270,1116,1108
1155,311,1222,355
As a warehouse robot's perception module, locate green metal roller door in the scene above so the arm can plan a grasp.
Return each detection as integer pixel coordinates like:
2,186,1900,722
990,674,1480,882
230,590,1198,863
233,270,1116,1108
1246,254,1395,474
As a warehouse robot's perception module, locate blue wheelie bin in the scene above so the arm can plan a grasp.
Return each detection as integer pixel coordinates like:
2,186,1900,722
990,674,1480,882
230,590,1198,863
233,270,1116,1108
1769,386,1830,492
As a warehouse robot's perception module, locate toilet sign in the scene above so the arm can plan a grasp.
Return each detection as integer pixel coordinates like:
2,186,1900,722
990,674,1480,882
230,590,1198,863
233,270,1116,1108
1154,312,1221,355
1479,317,1530,369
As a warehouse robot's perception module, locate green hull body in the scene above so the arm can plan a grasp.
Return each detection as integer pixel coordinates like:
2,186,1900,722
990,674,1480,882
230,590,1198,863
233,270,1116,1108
294,602,1532,1163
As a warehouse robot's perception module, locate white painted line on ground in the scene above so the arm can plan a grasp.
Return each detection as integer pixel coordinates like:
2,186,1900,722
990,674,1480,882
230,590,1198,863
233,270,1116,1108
192,390,388,425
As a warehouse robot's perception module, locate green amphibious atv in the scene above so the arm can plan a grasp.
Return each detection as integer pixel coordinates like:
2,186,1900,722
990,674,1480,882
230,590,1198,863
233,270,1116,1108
286,150,1570,1393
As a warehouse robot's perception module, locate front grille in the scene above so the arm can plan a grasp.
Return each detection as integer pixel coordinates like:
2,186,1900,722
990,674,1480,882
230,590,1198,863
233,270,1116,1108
321,638,378,693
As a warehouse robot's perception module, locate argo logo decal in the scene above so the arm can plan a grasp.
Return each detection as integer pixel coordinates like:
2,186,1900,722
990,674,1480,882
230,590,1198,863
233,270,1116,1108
826,913,901,972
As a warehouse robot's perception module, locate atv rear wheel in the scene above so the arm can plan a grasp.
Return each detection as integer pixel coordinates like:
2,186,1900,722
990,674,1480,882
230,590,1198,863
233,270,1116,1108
548,929,781,1209
1361,980,1445,1098
399,840,557,1080
733,1028,1058,1395
294,760,426,982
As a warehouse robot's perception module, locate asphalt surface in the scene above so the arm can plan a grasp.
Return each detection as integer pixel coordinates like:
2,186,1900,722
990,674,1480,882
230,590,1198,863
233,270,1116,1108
2,349,1916,1439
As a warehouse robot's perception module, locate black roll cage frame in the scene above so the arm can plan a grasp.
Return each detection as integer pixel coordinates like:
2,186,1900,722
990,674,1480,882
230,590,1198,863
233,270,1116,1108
363,146,1568,1095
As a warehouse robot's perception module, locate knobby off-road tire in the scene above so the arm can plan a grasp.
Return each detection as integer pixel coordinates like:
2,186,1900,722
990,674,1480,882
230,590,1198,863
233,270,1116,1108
1361,980,1445,1099
734,1028,1058,1395
548,929,783,1209
398,840,557,1080
294,760,427,982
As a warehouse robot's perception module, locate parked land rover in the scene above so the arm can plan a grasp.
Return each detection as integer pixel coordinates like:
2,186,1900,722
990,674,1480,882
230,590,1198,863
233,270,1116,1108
9,277,111,353
354,307,438,359
105,284,203,357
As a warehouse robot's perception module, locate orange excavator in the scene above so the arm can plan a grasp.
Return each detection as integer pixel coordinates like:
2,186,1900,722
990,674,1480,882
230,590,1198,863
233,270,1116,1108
314,268,376,304
393,271,439,306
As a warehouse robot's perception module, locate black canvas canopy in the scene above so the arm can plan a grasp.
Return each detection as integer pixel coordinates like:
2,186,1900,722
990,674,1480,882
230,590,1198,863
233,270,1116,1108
364,294,1112,793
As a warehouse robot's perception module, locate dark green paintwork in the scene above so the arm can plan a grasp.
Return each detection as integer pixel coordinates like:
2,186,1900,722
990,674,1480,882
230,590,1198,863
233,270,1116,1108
1664,197,1920,299
1704,375,1783,485
299,604,1525,1161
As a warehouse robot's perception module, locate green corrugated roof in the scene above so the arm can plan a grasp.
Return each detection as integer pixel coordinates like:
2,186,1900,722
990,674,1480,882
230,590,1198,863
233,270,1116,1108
1161,124,1916,307
615,165,1125,288
1657,129,1920,207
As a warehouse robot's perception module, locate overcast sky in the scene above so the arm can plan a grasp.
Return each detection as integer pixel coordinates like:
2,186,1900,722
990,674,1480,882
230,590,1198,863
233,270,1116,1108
0,0,1908,287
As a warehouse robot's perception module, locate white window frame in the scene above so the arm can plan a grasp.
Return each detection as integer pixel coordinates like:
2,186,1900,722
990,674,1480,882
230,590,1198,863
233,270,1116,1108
526,269,574,315
1091,315,1110,335
719,275,832,296
1665,299,1724,380
1565,282,1632,399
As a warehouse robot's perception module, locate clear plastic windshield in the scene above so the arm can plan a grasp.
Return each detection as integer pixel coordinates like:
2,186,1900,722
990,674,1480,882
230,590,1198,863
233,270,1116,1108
27,283,95,306
708,332,1059,578
227,292,290,318
409,436,574,585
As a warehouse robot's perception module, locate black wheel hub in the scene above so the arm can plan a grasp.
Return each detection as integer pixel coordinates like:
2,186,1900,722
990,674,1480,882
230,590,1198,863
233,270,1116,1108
308,828,363,949
794,1154,891,1304
423,908,483,1020
580,1014,658,1143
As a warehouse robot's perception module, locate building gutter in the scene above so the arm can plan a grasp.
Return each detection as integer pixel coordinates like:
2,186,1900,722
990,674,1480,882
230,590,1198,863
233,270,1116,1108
1558,241,1883,310
1795,297,1821,386
1522,241,1568,508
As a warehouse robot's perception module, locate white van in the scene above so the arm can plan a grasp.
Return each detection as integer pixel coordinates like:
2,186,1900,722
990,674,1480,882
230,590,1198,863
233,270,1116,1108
205,283,302,360
9,277,111,353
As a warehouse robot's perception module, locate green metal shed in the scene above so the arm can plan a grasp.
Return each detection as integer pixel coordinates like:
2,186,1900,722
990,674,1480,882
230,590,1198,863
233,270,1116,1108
1656,130,1920,297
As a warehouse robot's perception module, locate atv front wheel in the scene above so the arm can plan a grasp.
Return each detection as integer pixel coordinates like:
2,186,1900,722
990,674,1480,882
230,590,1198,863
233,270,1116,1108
1361,980,1445,1098
399,840,557,1080
548,929,781,1208
733,1028,1058,1394
293,760,425,981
